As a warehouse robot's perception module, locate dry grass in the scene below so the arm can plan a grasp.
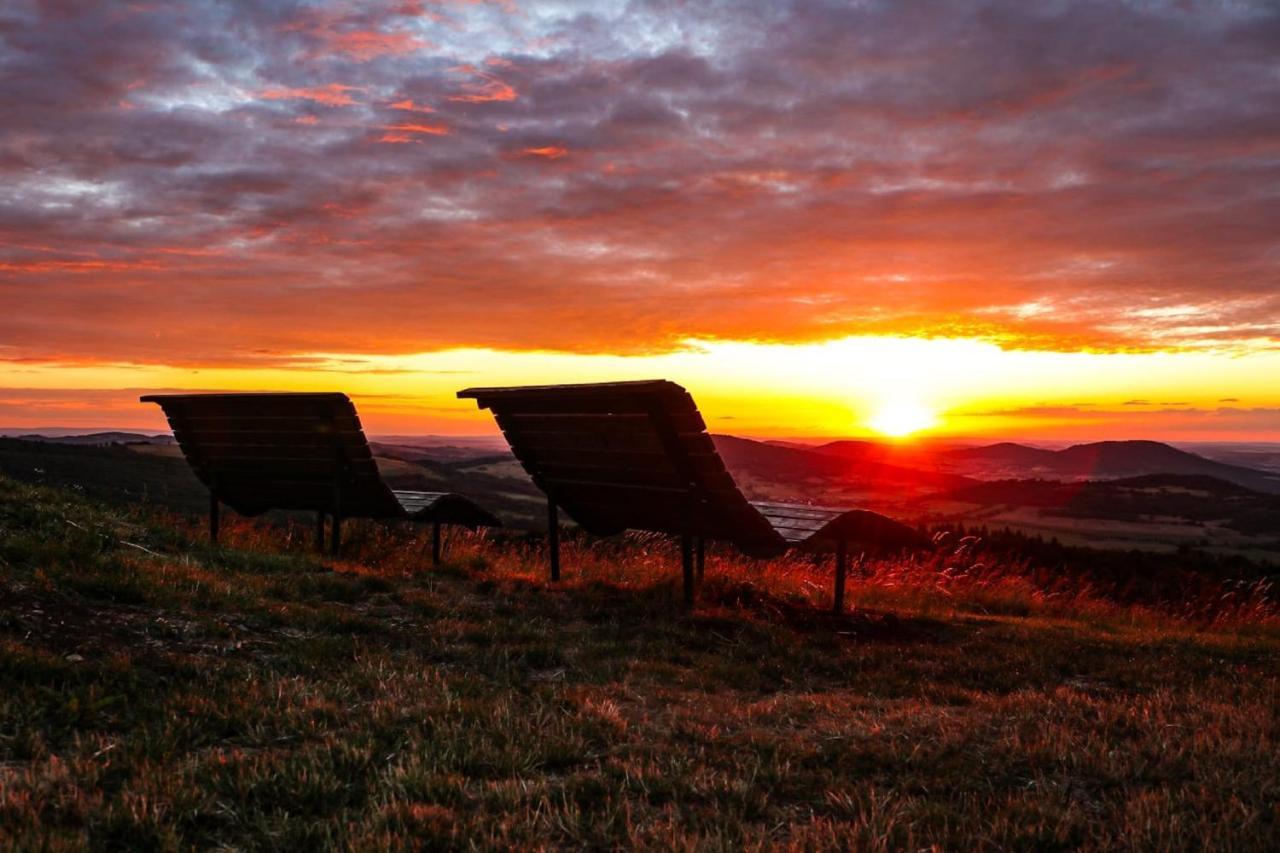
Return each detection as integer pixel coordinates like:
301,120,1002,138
0,474,1277,850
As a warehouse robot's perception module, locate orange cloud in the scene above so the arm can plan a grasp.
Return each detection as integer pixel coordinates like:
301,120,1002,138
448,65,517,102
523,146,568,159
389,98,434,113
0,259,161,273
260,83,361,106
150,247,225,257
279,2,431,62
381,122,450,136
322,30,429,62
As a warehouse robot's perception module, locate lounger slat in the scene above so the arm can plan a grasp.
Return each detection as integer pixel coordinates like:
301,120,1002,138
167,416,364,433
186,462,385,481
174,448,376,465
497,429,666,454
461,384,699,416
537,465,686,489
511,448,725,476
170,431,368,445
500,427,717,457
537,455,732,481
497,411,707,435
173,444,379,472
142,394,353,418
540,477,690,497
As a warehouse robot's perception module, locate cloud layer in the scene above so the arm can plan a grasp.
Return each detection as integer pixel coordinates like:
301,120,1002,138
2,0,1278,366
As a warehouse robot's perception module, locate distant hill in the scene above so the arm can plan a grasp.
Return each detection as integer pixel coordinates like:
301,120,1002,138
943,441,1060,467
367,435,510,462
14,431,174,446
369,441,514,466
942,440,1280,494
810,439,885,461
712,435,972,493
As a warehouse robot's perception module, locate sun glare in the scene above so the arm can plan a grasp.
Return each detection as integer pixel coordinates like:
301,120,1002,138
868,398,936,438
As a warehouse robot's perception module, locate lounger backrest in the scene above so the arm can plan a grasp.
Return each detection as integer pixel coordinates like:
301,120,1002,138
140,392,400,517
457,380,783,550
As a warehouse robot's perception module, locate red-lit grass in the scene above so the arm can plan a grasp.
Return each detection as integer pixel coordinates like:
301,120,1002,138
1,474,1277,849
170,508,1278,631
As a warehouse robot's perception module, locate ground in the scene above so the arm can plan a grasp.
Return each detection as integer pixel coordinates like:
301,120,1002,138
0,474,1277,850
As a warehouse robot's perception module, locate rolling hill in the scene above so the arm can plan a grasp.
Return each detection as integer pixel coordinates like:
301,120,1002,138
942,440,1280,493
712,435,973,494
13,431,174,446
812,438,1280,494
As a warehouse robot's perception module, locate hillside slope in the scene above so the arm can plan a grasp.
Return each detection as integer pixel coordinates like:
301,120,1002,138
0,475,1276,848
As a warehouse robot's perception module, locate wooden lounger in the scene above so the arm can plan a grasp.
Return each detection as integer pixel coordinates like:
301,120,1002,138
141,392,499,560
457,380,923,610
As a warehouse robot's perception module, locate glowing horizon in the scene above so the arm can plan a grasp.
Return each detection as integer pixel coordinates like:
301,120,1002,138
6,335,1279,442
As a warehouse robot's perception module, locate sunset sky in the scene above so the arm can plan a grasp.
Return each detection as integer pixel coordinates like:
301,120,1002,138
3,1,1278,440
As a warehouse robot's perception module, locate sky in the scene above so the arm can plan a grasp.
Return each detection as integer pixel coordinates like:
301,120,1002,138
2,0,1278,440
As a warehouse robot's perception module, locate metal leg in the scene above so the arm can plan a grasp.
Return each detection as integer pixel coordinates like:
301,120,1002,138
209,493,220,545
431,520,442,566
695,537,706,582
834,539,848,615
547,498,560,581
330,462,343,557
681,534,695,607
315,512,326,551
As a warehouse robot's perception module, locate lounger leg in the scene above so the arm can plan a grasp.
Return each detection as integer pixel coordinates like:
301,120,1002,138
330,465,343,557
695,537,706,582
681,534,695,607
431,521,442,566
547,498,560,581
834,539,848,615
315,512,326,551
209,493,220,545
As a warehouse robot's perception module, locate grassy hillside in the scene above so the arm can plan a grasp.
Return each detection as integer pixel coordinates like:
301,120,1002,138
939,474,1280,538
0,474,1277,849
0,437,207,512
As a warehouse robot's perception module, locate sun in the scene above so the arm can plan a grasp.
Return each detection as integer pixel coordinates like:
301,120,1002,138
868,398,937,438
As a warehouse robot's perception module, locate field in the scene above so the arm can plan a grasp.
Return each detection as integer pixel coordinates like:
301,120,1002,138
1,472,1278,849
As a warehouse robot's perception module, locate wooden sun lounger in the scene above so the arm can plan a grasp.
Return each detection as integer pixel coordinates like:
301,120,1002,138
141,392,499,561
457,380,923,609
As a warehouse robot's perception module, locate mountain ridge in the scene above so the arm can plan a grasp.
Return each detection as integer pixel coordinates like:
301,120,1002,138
941,439,1280,493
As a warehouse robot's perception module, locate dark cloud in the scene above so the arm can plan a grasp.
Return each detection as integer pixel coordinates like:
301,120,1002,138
2,0,1278,366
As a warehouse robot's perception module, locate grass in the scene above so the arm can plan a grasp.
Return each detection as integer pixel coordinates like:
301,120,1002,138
0,473,1277,850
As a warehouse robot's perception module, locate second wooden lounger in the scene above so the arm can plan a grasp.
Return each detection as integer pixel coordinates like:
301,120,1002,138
457,380,923,609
